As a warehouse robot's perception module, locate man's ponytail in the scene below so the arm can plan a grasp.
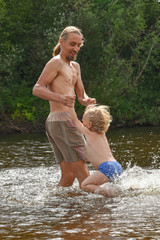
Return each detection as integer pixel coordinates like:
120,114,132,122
53,43,61,56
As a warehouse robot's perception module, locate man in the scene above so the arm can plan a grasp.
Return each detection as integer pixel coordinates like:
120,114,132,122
32,26,96,188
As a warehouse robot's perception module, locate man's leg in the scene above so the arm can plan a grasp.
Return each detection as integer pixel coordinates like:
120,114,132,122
70,160,90,188
58,160,76,187
58,160,90,188
46,118,90,187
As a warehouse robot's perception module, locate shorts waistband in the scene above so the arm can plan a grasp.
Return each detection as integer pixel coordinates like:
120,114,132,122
47,112,71,122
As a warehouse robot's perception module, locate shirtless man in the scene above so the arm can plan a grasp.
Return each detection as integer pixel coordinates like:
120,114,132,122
32,26,96,188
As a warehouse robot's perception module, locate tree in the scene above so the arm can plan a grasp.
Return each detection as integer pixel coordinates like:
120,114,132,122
0,0,160,129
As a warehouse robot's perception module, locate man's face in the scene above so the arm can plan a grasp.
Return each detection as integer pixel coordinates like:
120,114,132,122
60,33,83,61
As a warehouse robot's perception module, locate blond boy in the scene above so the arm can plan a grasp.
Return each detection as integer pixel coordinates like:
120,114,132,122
69,105,123,196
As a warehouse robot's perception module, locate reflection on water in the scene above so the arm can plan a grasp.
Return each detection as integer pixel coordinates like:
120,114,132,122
0,127,160,239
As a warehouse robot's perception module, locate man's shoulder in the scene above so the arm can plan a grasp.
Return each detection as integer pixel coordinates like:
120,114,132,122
71,61,79,67
45,56,63,70
47,55,63,65
71,61,80,71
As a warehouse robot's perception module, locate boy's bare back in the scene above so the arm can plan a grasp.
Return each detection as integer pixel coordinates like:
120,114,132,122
84,131,116,170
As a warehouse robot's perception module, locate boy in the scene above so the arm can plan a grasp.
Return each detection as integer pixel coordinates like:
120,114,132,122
69,105,123,196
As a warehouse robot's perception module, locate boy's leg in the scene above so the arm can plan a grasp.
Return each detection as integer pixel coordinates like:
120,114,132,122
81,171,114,197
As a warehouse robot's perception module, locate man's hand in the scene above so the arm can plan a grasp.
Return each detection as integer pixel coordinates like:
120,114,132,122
62,94,76,107
86,97,96,105
78,96,96,106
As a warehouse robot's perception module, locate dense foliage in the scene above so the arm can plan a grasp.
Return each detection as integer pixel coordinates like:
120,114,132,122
0,0,160,129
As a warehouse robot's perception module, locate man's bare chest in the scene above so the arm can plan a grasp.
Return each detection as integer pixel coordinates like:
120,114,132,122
61,64,77,85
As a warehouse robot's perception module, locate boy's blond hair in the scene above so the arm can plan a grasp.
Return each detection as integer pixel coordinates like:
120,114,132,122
84,105,112,134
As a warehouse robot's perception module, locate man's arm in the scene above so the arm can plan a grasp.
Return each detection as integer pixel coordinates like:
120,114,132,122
32,59,75,106
74,63,96,106
33,58,59,101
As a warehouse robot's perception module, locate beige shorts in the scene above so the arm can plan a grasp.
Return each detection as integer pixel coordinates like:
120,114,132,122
45,112,88,164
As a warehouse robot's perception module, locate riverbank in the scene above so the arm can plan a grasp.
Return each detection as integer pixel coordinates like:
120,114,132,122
0,120,45,135
0,119,156,135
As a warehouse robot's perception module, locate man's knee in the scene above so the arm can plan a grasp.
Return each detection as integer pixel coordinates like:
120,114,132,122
62,171,75,181
71,161,89,185
58,171,75,187
71,160,89,175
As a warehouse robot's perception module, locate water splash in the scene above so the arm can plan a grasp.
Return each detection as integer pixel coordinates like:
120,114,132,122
0,129,159,239
113,164,160,197
1,164,160,208
0,165,160,239
0,166,58,207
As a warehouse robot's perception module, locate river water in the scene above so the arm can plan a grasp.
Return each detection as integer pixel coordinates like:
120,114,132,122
0,127,160,240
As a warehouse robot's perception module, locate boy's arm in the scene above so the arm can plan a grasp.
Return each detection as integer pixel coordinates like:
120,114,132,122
69,108,87,135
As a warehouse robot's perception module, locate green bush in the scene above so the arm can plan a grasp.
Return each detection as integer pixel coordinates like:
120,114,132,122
0,0,160,127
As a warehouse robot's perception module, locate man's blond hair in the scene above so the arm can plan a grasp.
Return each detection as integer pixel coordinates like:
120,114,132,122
53,26,84,56
84,105,112,134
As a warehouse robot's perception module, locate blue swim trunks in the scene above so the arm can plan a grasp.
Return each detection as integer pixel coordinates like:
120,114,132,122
98,161,123,182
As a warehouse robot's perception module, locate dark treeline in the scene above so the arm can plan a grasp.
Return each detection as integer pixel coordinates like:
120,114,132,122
0,0,160,132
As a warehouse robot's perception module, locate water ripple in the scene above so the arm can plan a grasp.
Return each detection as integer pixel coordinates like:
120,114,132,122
0,128,160,239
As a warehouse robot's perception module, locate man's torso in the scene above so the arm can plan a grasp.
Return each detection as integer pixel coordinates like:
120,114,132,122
48,57,78,112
